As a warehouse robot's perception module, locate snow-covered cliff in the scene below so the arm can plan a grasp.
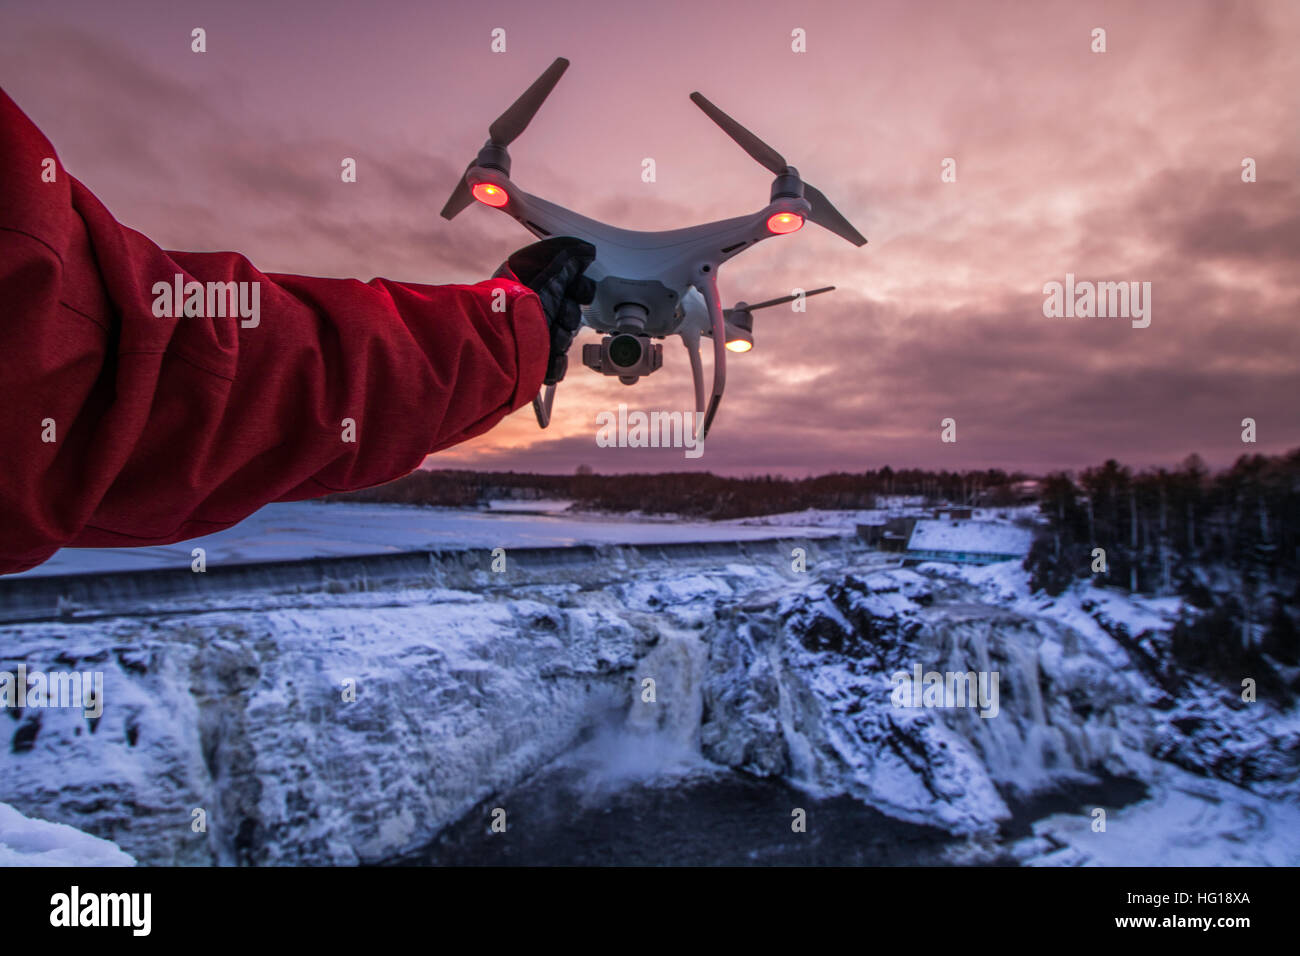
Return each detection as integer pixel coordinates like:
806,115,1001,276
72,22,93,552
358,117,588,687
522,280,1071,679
1,540,1296,866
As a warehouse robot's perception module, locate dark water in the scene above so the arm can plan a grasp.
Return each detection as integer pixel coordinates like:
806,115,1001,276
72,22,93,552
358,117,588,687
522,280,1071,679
387,766,1149,867
998,772,1149,843
393,767,954,866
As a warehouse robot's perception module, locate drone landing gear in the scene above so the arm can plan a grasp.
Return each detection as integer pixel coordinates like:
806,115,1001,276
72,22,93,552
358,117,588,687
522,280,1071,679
680,281,728,444
534,281,729,439
532,383,556,428
700,277,728,441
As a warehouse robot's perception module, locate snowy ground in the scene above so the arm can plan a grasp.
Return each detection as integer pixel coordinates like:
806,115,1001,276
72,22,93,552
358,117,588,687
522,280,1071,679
0,802,134,867
728,504,1040,530
15,501,847,578
13,501,1036,579
1012,764,1300,867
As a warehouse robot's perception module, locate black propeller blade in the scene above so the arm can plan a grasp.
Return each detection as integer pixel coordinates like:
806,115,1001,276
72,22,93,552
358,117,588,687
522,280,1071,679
489,57,570,145
689,92,867,247
740,285,835,312
439,160,478,220
803,184,867,247
441,57,570,220
688,92,786,174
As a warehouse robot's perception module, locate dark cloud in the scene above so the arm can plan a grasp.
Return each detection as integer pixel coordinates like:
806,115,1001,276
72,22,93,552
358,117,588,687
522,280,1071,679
1,0,1296,477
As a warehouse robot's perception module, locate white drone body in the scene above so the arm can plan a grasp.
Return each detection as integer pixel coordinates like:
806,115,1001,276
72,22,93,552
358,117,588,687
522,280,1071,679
441,57,866,438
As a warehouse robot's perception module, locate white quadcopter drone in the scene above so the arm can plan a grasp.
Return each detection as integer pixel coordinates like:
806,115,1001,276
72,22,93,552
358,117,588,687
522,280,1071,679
440,57,867,439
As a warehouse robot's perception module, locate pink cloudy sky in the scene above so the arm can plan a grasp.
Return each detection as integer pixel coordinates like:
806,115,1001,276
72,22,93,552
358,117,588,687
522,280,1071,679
1,0,1296,477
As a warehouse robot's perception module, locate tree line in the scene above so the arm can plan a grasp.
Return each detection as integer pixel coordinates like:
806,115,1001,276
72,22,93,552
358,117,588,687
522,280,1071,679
327,466,1033,519
1026,449,1300,698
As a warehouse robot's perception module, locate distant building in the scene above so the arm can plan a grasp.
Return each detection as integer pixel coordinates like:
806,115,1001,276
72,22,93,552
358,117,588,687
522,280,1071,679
857,516,918,552
932,506,973,520
903,519,1034,565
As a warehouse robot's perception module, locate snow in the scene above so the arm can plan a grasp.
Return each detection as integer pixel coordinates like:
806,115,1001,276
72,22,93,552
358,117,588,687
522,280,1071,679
1016,765,1300,867
16,501,845,578
0,540,835,864
875,496,926,508
0,802,135,867
955,561,1179,670
907,519,1034,556
0,584,654,864
729,508,888,529
484,499,574,512
2,500,1295,867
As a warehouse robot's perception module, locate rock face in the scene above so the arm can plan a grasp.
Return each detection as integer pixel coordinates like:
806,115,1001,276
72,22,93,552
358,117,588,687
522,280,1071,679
1,547,1295,865
700,568,1153,834
0,586,655,865
700,562,1300,844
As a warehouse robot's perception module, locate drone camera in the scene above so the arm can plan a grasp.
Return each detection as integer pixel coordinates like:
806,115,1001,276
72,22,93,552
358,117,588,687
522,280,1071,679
582,333,663,380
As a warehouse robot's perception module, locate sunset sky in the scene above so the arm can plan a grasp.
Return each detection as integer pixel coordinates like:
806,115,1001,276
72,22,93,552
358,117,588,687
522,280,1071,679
2,0,1296,476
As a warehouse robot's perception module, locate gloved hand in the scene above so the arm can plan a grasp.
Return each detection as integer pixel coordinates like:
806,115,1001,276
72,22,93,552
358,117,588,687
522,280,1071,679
493,237,597,385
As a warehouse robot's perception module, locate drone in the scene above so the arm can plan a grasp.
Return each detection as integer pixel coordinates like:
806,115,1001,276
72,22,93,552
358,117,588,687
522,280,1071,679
440,57,866,439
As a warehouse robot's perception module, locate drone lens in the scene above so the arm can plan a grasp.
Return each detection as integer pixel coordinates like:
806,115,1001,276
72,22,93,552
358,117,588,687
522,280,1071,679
608,334,643,368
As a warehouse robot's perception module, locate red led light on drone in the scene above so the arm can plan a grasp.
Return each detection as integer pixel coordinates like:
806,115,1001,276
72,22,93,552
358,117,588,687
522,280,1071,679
766,212,803,235
472,183,509,207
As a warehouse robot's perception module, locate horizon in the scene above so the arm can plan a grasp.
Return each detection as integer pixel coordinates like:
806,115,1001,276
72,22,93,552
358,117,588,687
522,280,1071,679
409,444,1297,482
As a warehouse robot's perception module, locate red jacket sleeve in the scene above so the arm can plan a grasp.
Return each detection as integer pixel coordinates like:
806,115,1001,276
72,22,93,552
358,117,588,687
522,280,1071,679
0,88,550,575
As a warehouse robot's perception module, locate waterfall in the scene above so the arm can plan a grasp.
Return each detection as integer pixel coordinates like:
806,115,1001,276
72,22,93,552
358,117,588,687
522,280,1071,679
769,637,819,786
567,624,714,788
624,625,706,749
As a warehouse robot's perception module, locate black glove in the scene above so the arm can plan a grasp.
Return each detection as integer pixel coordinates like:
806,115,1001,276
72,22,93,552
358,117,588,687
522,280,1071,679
493,237,597,386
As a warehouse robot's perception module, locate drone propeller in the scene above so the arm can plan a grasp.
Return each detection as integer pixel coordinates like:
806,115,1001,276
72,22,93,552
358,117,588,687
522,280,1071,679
799,183,868,248
441,57,571,220
440,161,479,220
688,92,787,174
731,285,835,314
688,92,867,247
489,57,571,144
